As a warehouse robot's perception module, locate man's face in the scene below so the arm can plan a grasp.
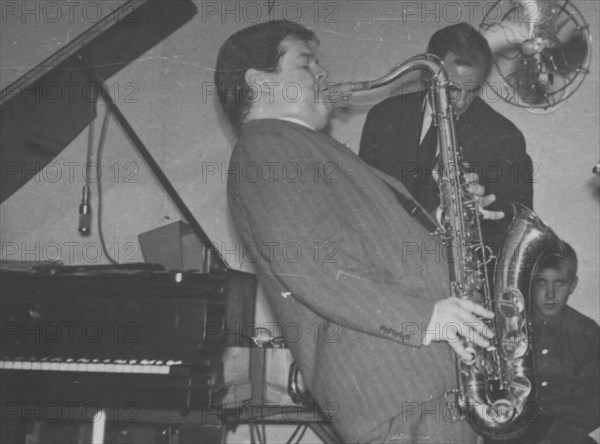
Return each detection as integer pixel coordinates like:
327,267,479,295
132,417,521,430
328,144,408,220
261,37,331,130
532,262,578,321
442,52,486,117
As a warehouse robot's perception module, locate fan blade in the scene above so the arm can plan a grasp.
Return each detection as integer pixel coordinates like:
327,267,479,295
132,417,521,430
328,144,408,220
482,21,528,54
514,0,542,37
545,34,589,74
554,9,576,41
534,72,568,106
500,55,546,105
494,49,526,78
507,57,571,106
555,19,589,54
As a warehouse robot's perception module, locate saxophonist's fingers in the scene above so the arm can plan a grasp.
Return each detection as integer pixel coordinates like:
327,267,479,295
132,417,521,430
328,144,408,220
425,298,495,348
448,336,477,362
478,193,496,208
454,297,494,320
480,208,505,220
467,183,485,196
465,174,484,196
444,321,492,357
464,323,494,348
463,172,479,185
478,194,505,220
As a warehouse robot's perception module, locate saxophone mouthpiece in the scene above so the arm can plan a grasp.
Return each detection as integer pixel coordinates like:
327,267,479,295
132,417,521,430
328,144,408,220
328,81,371,95
323,82,355,108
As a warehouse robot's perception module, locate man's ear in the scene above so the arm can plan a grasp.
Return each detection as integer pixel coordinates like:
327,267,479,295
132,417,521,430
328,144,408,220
245,68,269,90
568,276,579,295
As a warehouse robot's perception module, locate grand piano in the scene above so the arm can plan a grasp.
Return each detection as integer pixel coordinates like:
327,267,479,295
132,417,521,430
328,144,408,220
0,1,257,442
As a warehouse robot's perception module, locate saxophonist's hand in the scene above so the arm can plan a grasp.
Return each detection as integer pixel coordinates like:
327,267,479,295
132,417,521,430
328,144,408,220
423,297,495,361
464,173,504,221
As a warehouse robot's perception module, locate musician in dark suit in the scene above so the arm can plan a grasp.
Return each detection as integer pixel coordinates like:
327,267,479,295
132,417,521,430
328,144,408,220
215,20,503,443
359,23,534,256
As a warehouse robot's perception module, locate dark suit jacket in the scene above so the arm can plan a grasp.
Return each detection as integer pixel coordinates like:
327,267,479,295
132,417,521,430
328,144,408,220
228,119,476,443
359,92,534,253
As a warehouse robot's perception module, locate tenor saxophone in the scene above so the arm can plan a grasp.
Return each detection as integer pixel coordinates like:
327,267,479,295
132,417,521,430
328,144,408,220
332,54,560,439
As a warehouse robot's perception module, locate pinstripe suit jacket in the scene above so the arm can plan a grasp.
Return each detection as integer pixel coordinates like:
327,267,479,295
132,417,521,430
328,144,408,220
227,119,476,443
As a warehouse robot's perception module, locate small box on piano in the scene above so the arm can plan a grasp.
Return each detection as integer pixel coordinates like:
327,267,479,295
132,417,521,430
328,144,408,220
138,221,205,271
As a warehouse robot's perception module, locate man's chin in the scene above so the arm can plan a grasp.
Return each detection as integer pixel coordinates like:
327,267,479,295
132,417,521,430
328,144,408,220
539,307,561,320
312,107,332,130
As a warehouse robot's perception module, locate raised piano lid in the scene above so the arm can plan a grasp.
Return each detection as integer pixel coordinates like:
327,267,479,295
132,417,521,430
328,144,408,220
0,0,198,203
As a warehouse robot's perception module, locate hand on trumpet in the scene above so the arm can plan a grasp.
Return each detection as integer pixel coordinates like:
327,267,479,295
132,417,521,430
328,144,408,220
463,172,505,221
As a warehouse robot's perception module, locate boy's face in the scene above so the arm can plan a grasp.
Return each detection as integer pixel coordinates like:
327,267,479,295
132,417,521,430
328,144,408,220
532,261,578,321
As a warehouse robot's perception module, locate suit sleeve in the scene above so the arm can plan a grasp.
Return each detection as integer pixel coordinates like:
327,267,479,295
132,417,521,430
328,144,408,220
473,117,534,250
359,104,387,169
480,124,534,212
229,130,436,348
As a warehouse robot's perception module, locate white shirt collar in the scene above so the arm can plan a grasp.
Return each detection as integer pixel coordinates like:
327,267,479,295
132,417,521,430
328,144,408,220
278,117,316,130
420,93,435,145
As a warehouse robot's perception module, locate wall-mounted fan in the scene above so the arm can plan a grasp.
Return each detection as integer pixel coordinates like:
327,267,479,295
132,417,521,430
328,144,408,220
479,0,592,110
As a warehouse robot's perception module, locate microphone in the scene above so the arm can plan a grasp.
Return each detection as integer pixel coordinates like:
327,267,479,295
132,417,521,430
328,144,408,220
78,186,91,235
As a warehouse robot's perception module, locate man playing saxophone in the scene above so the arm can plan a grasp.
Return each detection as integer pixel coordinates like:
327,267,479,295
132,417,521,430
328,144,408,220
215,20,504,443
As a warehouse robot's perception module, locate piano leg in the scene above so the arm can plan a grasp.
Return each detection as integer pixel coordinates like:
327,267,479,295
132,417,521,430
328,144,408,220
91,410,106,444
0,417,29,444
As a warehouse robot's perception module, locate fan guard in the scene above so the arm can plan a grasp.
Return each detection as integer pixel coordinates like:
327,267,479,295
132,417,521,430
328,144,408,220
479,0,592,110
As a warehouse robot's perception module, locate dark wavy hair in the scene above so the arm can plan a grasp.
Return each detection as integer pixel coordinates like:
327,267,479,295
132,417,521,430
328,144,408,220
538,241,578,279
427,22,492,78
214,20,318,131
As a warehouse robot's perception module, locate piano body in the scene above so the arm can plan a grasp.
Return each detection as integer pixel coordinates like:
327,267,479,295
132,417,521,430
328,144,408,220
0,263,257,441
0,1,257,442
1,265,227,410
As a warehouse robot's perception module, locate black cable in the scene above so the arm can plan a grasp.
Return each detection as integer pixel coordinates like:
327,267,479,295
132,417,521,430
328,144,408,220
267,0,275,19
95,103,118,264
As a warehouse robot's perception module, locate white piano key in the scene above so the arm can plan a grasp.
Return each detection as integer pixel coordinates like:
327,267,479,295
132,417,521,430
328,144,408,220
0,358,174,374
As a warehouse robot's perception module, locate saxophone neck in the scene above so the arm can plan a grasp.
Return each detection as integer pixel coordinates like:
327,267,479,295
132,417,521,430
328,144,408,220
329,53,449,95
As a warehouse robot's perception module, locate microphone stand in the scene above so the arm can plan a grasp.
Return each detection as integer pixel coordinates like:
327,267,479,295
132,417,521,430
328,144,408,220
90,70,228,272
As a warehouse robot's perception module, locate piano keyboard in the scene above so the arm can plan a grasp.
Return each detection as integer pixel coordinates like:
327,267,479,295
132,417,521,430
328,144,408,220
0,266,256,413
0,358,184,374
